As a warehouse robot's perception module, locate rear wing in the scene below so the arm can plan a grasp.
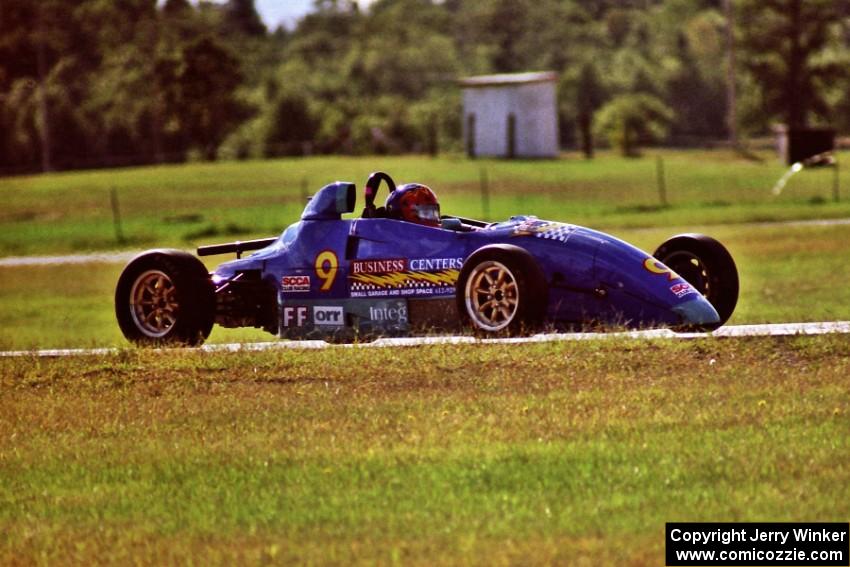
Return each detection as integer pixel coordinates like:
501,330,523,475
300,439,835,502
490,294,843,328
197,237,277,258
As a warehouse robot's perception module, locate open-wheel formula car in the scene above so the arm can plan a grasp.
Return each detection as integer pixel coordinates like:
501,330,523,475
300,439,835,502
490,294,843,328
115,171,739,346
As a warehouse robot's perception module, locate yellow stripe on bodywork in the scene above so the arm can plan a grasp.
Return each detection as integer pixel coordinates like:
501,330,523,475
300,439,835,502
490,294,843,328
350,269,459,288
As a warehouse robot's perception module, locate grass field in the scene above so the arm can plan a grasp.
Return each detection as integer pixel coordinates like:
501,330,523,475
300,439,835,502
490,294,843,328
1,338,848,564
1,150,850,350
2,150,850,257
2,151,849,564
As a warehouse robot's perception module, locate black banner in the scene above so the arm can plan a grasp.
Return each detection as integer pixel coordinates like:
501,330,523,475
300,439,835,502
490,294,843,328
666,523,849,566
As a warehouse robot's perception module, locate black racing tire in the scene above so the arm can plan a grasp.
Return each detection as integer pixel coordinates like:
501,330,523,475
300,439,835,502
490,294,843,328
115,250,215,346
456,244,547,336
653,234,739,328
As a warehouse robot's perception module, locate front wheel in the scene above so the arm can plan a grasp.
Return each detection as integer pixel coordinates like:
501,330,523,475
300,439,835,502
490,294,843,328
456,245,547,336
115,250,214,346
653,234,739,329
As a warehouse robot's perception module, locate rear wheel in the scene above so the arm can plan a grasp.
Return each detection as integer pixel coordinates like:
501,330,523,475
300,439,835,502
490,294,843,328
456,245,547,336
115,250,214,346
653,234,739,328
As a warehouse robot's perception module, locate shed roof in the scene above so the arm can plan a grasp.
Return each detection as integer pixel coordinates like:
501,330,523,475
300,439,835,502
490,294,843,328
458,71,558,88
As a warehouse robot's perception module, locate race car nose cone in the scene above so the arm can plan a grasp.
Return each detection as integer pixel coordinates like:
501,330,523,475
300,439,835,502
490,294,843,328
672,297,721,327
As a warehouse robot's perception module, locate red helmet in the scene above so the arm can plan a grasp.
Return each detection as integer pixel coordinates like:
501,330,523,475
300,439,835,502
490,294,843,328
385,183,441,227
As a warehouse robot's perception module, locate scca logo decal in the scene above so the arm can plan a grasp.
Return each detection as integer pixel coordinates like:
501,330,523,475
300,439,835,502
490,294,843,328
281,275,311,292
670,282,695,298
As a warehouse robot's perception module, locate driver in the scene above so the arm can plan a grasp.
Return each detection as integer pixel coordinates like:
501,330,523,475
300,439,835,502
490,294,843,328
385,183,441,227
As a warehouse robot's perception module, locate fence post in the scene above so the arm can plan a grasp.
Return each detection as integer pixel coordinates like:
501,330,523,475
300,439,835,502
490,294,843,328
110,187,125,244
656,155,668,207
833,161,840,203
480,166,490,220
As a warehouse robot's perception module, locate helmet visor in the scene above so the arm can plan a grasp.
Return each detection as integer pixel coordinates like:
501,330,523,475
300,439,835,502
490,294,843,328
414,204,441,225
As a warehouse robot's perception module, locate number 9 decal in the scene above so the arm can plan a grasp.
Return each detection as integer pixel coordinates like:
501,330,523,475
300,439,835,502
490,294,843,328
643,257,678,281
315,250,339,292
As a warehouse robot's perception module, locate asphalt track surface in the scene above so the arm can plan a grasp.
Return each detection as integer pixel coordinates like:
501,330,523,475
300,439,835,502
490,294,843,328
2,321,849,358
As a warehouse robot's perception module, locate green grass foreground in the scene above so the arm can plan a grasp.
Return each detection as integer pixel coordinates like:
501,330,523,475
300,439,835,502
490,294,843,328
1,338,848,564
2,150,850,257
2,151,849,564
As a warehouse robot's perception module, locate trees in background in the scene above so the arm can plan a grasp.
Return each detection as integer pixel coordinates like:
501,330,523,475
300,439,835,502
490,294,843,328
177,37,252,160
224,0,266,36
737,0,849,131
594,94,673,157
0,0,259,169
1,0,849,171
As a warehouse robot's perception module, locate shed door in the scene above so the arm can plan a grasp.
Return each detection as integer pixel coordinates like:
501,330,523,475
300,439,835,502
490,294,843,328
507,113,516,159
466,113,476,158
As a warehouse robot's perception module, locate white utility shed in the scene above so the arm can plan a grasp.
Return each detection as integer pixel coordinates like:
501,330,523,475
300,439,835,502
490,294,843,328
459,71,559,158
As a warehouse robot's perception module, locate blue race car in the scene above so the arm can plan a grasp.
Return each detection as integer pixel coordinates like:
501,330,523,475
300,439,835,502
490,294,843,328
115,171,739,345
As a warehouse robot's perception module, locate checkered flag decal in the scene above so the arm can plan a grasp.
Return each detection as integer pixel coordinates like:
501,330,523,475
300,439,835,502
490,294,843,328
535,224,577,243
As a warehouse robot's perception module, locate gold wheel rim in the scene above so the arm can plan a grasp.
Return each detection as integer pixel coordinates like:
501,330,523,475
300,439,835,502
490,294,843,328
465,260,519,332
130,270,179,338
